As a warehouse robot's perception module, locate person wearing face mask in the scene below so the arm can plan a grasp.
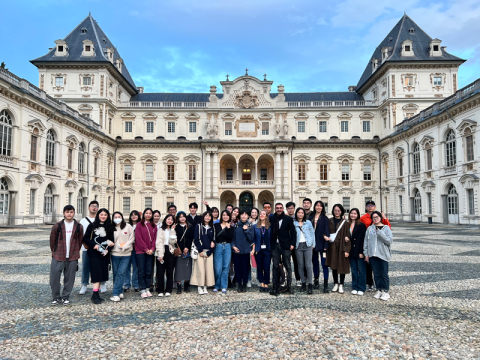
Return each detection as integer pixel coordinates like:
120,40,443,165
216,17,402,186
110,212,135,302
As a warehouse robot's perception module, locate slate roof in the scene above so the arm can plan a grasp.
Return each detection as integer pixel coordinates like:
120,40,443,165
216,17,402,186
130,93,223,102
30,14,136,91
356,14,465,92
283,92,363,101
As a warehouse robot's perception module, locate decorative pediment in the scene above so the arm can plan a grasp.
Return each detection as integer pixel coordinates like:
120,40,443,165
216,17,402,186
25,174,45,183
395,185,405,192
78,104,93,111
121,112,136,119
92,184,102,191
106,186,114,192
92,146,102,155
118,187,135,194
183,154,201,163
142,112,157,119
359,154,377,164
337,154,355,163
164,112,179,120
183,187,201,194
66,134,79,147
315,154,333,163
140,154,158,163
359,112,374,119
118,154,136,163
258,113,273,120
459,174,479,183
402,103,419,110
185,113,200,120
338,112,352,119
338,187,355,195
457,119,477,135
106,151,114,160
359,188,378,195
394,146,405,157
221,113,236,120
162,154,179,163
315,112,331,120
421,180,436,188
27,119,46,134
294,187,312,194
315,187,334,194
161,187,179,194
64,179,78,188
140,186,158,194
294,112,309,120
293,154,311,163
419,135,435,149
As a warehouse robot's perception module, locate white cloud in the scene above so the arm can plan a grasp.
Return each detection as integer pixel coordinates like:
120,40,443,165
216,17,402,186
317,17,327,25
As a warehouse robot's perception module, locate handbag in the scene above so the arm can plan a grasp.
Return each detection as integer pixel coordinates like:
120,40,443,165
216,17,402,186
174,227,186,257
191,224,201,259
329,220,346,243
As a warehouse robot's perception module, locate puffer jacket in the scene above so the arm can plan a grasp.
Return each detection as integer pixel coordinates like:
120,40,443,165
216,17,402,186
363,224,393,262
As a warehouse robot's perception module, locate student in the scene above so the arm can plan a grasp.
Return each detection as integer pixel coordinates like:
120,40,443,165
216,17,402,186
303,198,313,220
79,200,101,295
310,200,330,293
225,204,234,214
263,202,272,217
213,210,234,294
134,208,157,298
151,210,162,293
253,210,272,292
360,200,391,292
83,208,115,304
187,202,203,227
190,211,216,294
285,201,301,287
326,204,351,294
230,207,240,225
155,214,177,297
364,211,393,301
348,208,367,296
124,210,140,292
174,211,194,294
168,204,177,217
49,205,84,306
232,210,254,292
211,207,220,224
110,212,135,302
293,207,315,294
249,208,259,224
270,203,297,296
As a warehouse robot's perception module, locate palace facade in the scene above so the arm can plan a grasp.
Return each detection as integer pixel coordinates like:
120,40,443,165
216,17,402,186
0,14,479,225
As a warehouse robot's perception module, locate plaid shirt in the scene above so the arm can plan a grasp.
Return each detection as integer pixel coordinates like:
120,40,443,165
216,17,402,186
49,220,84,262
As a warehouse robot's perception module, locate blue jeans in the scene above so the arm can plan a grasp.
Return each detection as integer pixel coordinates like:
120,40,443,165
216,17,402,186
136,253,154,290
214,243,231,290
369,256,389,292
255,250,271,284
124,253,139,289
350,257,367,292
320,251,329,280
111,255,131,296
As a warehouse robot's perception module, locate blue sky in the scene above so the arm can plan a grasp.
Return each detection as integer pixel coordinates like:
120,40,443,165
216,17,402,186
2,0,479,93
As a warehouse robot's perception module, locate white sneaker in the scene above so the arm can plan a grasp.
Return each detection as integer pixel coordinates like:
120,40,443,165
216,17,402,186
146,290,152,297
100,284,107,293
118,293,124,299
380,292,390,301
141,290,148,298
203,286,208,294
374,290,383,299
247,281,251,288
222,289,227,295
158,292,164,297
79,285,87,295
165,292,171,297
110,296,120,302
338,284,344,294
296,280,302,287
198,286,204,295
332,284,339,292
357,291,364,296
351,290,358,295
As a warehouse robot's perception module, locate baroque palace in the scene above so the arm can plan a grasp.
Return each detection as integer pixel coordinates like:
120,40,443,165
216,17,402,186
0,14,479,225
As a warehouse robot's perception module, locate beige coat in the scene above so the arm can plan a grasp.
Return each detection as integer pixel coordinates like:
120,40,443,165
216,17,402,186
155,227,177,258
111,223,135,256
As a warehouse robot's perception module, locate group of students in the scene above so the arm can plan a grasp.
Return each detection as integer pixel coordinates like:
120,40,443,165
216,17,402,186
49,198,393,305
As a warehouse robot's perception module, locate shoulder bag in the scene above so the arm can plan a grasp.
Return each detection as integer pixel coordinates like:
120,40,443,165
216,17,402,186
174,227,185,257
190,224,201,259
329,220,346,243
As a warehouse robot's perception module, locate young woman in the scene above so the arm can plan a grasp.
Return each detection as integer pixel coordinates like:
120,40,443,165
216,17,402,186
364,211,393,301
213,210,234,294
211,207,220,224
348,208,367,296
232,210,254,293
174,211,194,294
249,208,259,224
155,214,177,297
134,208,157,298
294,208,315,294
253,210,272,292
150,210,162,292
326,204,351,294
110,212,135,302
310,200,331,293
230,207,240,226
190,211,216,295
124,210,140,292
83,208,115,304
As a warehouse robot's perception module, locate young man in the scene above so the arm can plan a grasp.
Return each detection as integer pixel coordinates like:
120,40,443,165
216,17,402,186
49,205,83,305
303,198,313,219
79,201,104,294
286,202,296,218
263,202,272,217
270,203,297,296
225,204,234,213
168,204,177,217
360,200,391,291
285,201,301,286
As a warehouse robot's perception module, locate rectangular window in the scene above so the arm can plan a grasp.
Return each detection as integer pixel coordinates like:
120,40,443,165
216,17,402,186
467,189,475,215
145,197,152,209
362,121,370,132
398,158,403,176
146,122,154,133
298,164,306,181
189,122,197,133
384,161,388,178
124,164,132,180
83,77,91,86
226,169,233,181
365,197,372,206
320,164,327,180
260,168,267,181
55,77,63,87
433,77,442,86
343,197,350,213
30,136,37,161
404,76,413,86
107,162,111,179
363,164,372,181
342,164,350,180
68,149,73,170
399,195,403,214
321,197,329,213
225,122,232,136
319,121,327,133
123,197,130,215
145,164,153,181
433,45,439,51
94,158,98,176
297,121,305,133
427,193,432,214
341,121,349,132
167,164,175,181
167,122,175,133
188,164,196,181
57,46,64,52
405,45,411,52
262,122,269,135
167,197,175,209
29,189,36,215
85,45,91,52
125,121,132,133
109,118,112,135
426,149,432,170
466,135,474,162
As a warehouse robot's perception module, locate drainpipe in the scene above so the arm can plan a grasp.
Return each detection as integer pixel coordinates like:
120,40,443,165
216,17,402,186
113,142,118,211
401,133,412,221
377,145,383,213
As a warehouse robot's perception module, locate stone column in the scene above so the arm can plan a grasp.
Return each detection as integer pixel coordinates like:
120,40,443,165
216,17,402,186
255,161,258,186
205,152,211,198
236,160,240,186
8,191,17,226
213,152,219,198
275,151,281,198
441,194,448,224
283,151,289,199
410,197,415,222
83,196,88,218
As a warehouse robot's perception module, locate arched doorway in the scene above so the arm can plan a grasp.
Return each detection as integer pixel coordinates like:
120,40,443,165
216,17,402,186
239,192,254,212
413,189,421,221
447,184,458,224
0,178,9,215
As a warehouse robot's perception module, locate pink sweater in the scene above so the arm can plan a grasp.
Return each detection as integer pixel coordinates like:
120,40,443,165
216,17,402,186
134,221,157,254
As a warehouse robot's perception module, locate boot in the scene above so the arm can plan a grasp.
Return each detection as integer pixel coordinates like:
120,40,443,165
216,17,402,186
300,283,307,292
238,284,243,293
313,277,319,290
184,282,190,293
176,283,182,295
307,284,313,295
91,291,102,305
269,285,279,297
323,279,329,293
287,285,294,295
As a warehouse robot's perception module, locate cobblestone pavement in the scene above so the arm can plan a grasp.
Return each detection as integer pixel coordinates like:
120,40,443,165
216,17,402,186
0,223,479,359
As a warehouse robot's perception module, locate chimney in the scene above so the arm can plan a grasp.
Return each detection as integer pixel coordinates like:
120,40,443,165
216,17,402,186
348,86,357,92
136,86,144,93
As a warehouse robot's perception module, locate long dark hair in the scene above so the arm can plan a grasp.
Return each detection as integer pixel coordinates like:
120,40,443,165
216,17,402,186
219,210,231,224
129,210,140,226
140,207,155,227
202,211,213,227
332,204,345,218
161,214,176,230
250,207,259,221
311,200,326,219
152,210,162,224
176,211,188,225
370,211,383,224
93,208,114,233
211,207,220,220
349,208,361,226
112,211,127,230
294,207,306,222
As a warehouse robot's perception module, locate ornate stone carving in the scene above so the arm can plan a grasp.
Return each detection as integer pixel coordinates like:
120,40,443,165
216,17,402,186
401,73,417,92
234,115,259,138
430,73,446,91
234,90,259,109
391,74,395,97
453,73,457,92
40,74,44,90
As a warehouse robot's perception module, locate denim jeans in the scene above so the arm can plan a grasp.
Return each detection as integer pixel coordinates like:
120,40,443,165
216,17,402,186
296,243,313,284
81,251,90,286
214,243,232,290
111,255,131,296
369,256,389,291
255,250,271,284
350,257,367,292
136,253,154,290
124,253,139,289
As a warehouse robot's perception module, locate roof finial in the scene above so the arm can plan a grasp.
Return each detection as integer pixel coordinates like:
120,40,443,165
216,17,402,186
245,68,249,76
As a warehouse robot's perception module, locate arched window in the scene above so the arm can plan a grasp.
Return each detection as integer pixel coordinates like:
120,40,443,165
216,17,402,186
0,110,13,156
414,189,421,214
447,184,458,215
0,178,9,215
77,189,84,215
78,143,85,173
445,130,456,167
412,143,420,174
46,130,56,166
44,185,53,215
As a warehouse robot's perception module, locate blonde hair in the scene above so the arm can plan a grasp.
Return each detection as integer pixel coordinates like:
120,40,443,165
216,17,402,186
257,210,271,230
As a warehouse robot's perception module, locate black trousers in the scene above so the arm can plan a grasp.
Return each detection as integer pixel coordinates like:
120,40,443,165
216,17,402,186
272,246,292,288
156,246,175,293
332,269,345,285
366,261,374,286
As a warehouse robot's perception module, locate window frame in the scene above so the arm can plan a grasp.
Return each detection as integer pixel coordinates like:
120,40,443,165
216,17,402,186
167,122,175,133
318,121,327,133
146,122,154,133
445,130,456,168
124,164,132,180
167,164,175,181
145,164,154,181
297,121,305,133
189,122,197,133
125,121,133,133
298,163,306,181
262,122,269,135
341,121,349,133
341,163,350,181
225,122,232,136
362,121,371,132
188,164,197,181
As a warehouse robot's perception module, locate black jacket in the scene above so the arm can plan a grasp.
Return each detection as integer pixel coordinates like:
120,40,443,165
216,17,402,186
175,223,194,252
270,215,296,251
310,215,330,252
349,222,367,258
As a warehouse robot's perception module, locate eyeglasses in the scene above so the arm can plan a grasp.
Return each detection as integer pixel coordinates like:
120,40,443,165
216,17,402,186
372,216,380,220
366,205,374,208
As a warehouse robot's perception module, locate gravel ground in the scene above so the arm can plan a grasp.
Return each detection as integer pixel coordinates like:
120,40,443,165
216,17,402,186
0,223,479,359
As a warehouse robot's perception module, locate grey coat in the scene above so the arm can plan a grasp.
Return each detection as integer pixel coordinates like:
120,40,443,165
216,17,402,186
363,224,393,262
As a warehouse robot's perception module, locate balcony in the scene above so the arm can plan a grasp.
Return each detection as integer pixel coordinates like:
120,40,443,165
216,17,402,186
119,101,207,108
287,100,376,108
219,179,274,188
0,155,16,167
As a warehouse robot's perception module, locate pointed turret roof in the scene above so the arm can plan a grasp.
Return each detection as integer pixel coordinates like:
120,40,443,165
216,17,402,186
31,14,136,92
356,14,465,93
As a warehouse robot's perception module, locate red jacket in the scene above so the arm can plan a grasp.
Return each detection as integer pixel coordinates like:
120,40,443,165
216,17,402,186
134,221,157,254
49,220,84,261
360,213,391,228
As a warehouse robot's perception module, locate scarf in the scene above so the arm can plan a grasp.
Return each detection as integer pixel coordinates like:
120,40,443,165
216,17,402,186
273,212,285,239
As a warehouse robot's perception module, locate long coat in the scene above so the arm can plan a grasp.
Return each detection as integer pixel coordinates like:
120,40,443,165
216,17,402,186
326,218,351,274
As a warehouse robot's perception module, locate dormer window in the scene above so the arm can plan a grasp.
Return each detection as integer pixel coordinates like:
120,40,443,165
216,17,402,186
381,47,389,62
82,39,94,57
405,45,411,52
408,27,415,34
81,27,88,34
429,39,442,57
58,45,64,52
401,40,414,56
85,45,91,51
54,39,68,57
433,45,439,51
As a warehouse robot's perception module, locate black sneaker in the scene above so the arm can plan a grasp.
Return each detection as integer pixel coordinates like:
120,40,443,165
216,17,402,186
62,298,71,306
123,288,130,293
134,288,140,292
51,298,60,306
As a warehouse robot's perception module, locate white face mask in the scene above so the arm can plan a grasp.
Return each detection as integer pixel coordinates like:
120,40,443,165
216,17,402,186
113,218,122,224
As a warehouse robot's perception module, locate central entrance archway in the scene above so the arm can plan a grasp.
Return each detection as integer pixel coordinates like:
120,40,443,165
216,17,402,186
239,192,254,212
